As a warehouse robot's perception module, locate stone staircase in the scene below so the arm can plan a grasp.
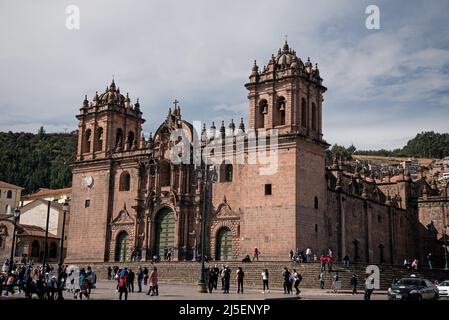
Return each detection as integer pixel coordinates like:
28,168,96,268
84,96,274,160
70,261,449,291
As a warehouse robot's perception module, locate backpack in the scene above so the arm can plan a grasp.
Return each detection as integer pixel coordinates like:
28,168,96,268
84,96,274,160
119,276,127,288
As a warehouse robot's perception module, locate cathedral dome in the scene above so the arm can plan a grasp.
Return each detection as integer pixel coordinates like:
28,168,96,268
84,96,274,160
98,79,126,104
274,40,298,68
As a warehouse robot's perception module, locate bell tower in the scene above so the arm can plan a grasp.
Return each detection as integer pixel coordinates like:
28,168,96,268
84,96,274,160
76,79,145,161
245,40,326,139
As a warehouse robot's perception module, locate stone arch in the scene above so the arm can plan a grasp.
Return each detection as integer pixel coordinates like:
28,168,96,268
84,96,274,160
274,96,286,126
153,207,176,259
115,128,123,150
83,129,92,153
258,99,268,129
119,171,131,191
94,127,103,152
210,220,240,261
127,131,135,150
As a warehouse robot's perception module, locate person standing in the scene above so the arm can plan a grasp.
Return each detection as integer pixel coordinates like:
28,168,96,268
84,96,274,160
331,272,339,293
411,259,419,270
282,267,291,294
206,266,215,293
350,274,358,295
364,277,374,300
306,248,312,263
143,267,149,286
107,266,112,280
427,254,433,269
223,266,231,294
343,255,350,268
137,267,143,292
118,271,128,301
253,247,260,261
327,255,333,273
261,269,269,293
127,269,135,293
319,254,326,272
319,272,325,289
220,265,226,290
236,267,244,294
212,264,220,289
293,269,302,295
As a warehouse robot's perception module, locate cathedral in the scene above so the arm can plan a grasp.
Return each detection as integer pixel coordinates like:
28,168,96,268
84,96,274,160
65,41,446,266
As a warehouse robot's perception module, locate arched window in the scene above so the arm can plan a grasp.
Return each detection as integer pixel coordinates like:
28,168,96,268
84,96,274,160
276,97,286,126
314,196,319,209
301,98,307,128
159,161,171,187
0,237,3,249
127,131,135,150
31,240,40,257
258,99,268,129
6,190,12,199
83,129,92,153
49,242,57,258
5,205,11,214
94,127,103,152
119,171,131,191
312,102,317,131
116,128,123,150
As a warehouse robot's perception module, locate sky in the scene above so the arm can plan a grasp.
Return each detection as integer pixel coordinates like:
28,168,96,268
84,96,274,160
0,0,448,150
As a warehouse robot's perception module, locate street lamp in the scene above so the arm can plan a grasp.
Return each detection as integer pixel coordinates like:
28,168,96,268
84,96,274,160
443,226,449,271
8,208,21,274
195,156,218,293
57,200,70,300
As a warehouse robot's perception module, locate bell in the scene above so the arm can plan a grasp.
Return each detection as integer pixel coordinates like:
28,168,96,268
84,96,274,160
279,103,285,111
262,106,268,114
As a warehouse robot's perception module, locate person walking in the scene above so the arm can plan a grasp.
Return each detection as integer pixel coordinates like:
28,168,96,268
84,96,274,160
127,269,135,293
236,267,244,294
261,269,269,293
293,269,302,295
137,267,143,292
319,272,325,289
118,271,128,301
147,266,158,296
220,265,226,291
282,267,291,294
253,247,260,261
350,274,358,295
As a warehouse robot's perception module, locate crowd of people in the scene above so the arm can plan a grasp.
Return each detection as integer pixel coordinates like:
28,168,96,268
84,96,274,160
0,258,98,300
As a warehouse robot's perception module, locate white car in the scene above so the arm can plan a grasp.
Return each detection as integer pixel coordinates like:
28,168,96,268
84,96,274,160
437,280,449,299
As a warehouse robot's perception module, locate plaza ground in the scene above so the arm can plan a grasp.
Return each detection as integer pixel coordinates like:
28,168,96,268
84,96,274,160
1,280,387,300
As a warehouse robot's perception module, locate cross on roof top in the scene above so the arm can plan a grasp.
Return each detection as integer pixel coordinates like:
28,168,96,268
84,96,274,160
173,99,179,108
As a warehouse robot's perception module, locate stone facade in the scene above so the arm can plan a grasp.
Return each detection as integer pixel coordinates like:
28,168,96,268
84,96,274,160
65,41,448,266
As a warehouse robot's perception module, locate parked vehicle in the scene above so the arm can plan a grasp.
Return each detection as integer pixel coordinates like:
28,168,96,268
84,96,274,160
388,277,439,300
437,280,449,299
